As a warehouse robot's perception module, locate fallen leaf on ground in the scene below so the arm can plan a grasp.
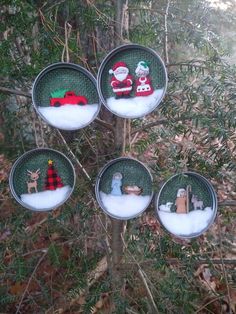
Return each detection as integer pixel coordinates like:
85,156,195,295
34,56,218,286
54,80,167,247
10,282,26,295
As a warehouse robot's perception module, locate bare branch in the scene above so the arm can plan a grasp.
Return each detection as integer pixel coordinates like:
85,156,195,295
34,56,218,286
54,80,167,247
163,0,170,65
138,269,159,313
218,200,236,207
94,118,115,133
0,86,31,98
56,130,92,182
131,119,168,135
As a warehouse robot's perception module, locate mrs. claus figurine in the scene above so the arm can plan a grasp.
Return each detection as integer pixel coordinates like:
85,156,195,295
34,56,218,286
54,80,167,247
109,62,133,99
135,61,154,97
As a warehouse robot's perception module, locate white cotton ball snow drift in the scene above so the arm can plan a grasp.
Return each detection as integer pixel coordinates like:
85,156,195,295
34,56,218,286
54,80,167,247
158,205,214,236
38,104,99,130
100,192,152,218
106,89,164,118
20,186,72,211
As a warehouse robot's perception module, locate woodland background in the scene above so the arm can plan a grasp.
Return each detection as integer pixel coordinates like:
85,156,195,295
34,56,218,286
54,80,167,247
0,0,236,313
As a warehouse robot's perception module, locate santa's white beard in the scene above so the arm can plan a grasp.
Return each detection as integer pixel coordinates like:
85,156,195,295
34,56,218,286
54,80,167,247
114,73,128,81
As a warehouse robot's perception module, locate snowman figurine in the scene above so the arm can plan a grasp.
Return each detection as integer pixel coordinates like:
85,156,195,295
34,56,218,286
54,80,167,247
111,172,123,196
135,61,154,97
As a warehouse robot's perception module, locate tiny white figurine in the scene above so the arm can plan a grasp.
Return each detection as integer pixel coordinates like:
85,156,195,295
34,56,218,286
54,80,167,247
191,195,204,210
159,202,173,212
111,172,123,196
26,169,40,194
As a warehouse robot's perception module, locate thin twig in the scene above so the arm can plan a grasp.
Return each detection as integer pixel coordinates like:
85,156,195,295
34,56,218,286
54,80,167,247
217,216,232,314
15,251,47,314
131,119,168,135
138,269,159,313
194,296,225,314
56,130,92,182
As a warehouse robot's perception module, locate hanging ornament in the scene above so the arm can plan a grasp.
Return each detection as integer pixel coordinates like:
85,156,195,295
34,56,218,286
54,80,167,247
95,157,153,220
32,63,101,130
97,44,168,118
156,172,217,239
9,148,75,211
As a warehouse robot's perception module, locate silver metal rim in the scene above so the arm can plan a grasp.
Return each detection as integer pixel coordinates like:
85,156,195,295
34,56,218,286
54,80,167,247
9,147,76,212
97,43,168,119
95,156,154,220
32,62,101,131
155,171,218,239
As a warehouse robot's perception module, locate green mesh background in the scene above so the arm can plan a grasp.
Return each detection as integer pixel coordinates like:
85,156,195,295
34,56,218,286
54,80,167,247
34,66,99,107
158,173,214,212
100,47,167,99
99,159,152,195
12,149,75,196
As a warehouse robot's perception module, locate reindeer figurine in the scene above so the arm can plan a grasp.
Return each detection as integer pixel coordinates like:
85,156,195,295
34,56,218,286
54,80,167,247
26,169,40,194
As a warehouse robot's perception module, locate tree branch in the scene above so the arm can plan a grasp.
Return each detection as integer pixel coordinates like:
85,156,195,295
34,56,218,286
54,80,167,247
163,0,170,65
219,200,236,207
94,118,115,133
0,86,31,98
131,119,168,135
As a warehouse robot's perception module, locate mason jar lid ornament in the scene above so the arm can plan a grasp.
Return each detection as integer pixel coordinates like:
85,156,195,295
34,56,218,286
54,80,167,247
155,172,217,239
32,62,101,131
9,148,75,211
95,157,153,220
97,44,168,119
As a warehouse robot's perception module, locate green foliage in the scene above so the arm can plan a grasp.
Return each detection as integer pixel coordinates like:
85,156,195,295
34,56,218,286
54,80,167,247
48,243,61,267
50,89,68,98
13,257,28,281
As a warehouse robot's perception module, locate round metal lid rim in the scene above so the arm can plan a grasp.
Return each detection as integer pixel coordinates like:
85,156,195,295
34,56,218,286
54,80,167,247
95,156,154,220
155,171,218,239
97,43,168,119
9,147,76,212
32,62,101,131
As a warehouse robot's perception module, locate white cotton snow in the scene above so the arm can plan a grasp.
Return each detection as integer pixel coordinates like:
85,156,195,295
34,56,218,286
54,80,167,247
100,192,151,218
106,89,164,118
158,206,214,236
38,104,99,130
20,185,72,211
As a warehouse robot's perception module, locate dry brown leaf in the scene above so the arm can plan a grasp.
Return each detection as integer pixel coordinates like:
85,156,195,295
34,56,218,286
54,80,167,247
195,265,217,292
10,282,26,295
91,293,114,314
50,232,61,241
229,286,236,312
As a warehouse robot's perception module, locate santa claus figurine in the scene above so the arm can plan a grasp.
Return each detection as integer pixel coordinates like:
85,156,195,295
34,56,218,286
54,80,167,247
135,61,154,97
109,62,133,99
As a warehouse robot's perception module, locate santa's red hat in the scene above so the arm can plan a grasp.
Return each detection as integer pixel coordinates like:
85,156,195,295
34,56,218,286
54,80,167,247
109,61,128,74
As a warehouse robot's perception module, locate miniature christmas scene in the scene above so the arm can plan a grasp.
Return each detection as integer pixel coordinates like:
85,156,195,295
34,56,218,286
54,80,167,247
9,148,75,211
32,63,100,130
97,44,167,118
156,172,217,238
95,157,153,219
